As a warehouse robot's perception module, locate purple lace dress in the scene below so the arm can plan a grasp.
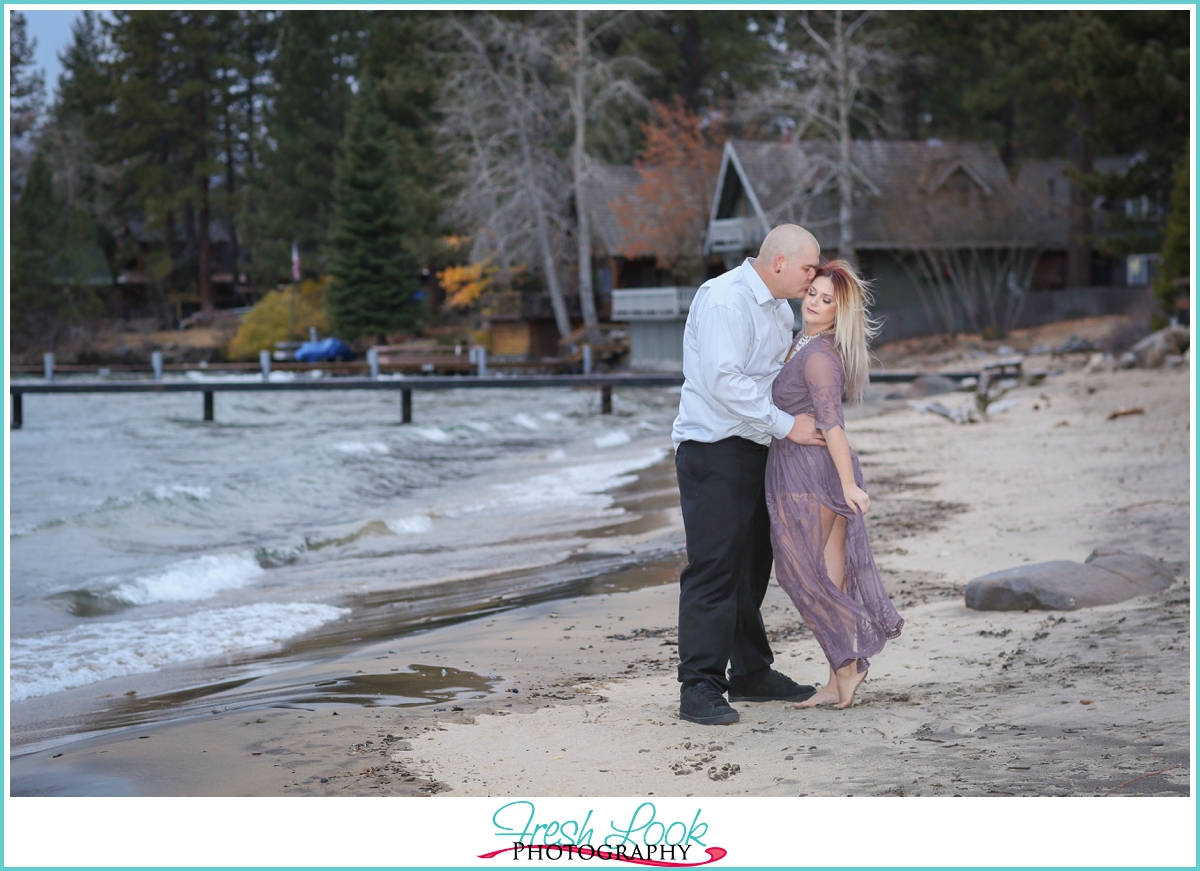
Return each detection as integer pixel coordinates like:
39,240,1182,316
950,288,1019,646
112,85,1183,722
765,335,903,673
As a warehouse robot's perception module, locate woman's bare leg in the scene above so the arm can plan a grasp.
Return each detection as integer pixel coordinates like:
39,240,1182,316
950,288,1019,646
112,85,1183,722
795,507,848,708
824,511,868,706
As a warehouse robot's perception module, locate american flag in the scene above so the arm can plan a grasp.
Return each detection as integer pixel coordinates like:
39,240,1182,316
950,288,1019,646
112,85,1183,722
291,241,301,282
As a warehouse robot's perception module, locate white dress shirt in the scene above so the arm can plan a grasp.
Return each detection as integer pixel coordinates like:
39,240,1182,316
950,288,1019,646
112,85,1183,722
671,259,795,450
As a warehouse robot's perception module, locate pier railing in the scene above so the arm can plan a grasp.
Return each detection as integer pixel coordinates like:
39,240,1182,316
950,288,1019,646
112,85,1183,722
8,374,689,429
7,366,1010,430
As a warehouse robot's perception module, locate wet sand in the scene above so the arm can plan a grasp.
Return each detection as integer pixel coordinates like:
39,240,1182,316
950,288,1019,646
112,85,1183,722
9,360,1191,798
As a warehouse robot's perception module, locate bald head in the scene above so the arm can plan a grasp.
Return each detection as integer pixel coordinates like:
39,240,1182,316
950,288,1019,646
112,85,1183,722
751,224,821,299
758,224,818,264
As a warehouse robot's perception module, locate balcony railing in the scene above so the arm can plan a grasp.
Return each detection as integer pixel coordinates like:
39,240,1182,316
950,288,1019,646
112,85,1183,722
706,217,763,254
611,286,697,321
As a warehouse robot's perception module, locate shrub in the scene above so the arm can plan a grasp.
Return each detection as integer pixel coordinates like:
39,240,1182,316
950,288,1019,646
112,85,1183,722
227,277,331,360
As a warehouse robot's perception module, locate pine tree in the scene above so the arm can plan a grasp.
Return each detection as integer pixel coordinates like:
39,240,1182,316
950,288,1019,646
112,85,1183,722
10,11,46,197
326,78,421,339
11,153,64,342
9,12,45,141
1154,147,1189,325
244,11,359,284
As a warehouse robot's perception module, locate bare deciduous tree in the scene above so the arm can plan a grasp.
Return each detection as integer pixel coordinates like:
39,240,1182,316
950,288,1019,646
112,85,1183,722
751,11,900,267
897,242,1041,337
438,14,574,337
551,11,649,329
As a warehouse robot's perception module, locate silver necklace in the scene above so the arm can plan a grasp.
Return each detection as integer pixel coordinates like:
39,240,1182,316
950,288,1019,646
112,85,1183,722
786,327,833,362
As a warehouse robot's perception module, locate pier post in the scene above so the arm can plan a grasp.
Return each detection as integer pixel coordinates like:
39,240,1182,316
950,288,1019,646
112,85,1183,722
401,388,412,423
43,352,54,382
582,344,593,375
368,348,380,379
476,347,487,377
601,384,613,414
151,350,163,381
12,392,23,429
259,350,271,382
203,391,214,421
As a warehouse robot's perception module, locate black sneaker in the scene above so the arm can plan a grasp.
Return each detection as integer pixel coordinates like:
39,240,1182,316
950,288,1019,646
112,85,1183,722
728,669,816,703
679,682,740,725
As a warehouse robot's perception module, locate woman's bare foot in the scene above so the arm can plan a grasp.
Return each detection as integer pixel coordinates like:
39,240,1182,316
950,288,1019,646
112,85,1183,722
794,684,839,708
835,663,867,709
795,669,839,708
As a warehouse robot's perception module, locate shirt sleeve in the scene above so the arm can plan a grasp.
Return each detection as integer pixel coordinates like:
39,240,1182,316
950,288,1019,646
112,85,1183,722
804,348,845,431
694,300,794,439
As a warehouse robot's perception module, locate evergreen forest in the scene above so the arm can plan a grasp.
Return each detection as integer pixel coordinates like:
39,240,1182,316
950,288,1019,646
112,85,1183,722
8,10,1191,353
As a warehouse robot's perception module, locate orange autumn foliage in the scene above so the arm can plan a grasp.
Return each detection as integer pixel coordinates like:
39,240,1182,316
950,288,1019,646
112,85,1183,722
438,260,498,309
614,98,725,268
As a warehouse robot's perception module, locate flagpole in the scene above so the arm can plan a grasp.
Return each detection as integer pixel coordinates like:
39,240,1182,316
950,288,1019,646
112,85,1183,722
287,241,300,342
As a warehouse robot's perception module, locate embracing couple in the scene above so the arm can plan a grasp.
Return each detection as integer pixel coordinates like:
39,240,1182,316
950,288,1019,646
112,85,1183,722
672,223,904,726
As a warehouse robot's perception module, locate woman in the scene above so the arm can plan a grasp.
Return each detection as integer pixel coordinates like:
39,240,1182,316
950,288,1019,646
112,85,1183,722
765,260,903,709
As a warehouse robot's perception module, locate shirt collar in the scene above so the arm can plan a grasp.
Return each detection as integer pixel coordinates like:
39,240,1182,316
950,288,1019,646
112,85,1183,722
741,258,777,306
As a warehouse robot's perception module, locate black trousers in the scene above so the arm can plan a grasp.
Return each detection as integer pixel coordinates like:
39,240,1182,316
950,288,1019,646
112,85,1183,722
675,437,775,693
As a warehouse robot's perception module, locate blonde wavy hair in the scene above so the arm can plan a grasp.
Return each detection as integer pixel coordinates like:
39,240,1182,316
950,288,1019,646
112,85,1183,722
817,259,879,404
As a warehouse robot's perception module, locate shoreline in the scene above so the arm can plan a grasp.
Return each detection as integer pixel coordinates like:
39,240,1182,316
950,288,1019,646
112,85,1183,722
9,446,688,752
9,362,1192,797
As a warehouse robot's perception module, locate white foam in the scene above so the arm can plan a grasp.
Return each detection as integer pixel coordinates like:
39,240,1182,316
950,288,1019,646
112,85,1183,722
107,553,264,605
151,484,212,501
511,413,540,430
545,448,568,461
594,430,632,449
413,427,451,443
387,514,433,534
9,602,350,701
446,449,667,521
538,411,563,422
465,421,495,434
334,441,389,455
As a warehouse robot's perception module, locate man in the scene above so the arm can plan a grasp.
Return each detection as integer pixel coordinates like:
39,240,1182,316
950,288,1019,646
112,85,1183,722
672,224,825,725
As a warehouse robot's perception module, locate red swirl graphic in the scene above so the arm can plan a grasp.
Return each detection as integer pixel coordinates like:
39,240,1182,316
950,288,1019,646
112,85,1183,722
478,845,727,867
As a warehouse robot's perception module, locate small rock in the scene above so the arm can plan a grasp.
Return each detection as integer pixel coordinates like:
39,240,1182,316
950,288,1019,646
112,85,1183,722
320,777,329,783
708,763,740,781
1053,336,1097,355
1080,699,1093,705
452,706,463,712
886,373,959,400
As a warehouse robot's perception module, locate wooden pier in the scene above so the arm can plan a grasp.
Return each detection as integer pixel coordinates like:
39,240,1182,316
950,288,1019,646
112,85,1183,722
7,367,1005,430
8,374,687,429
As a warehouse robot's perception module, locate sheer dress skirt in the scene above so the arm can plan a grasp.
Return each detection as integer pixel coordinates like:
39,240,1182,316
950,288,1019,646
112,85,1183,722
765,442,903,673
765,338,902,673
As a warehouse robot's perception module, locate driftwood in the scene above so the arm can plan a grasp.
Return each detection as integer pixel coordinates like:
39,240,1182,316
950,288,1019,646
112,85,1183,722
911,358,1024,424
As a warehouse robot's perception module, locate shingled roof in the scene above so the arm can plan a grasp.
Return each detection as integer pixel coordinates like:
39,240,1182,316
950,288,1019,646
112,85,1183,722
583,165,645,259
711,139,1045,251
584,164,708,260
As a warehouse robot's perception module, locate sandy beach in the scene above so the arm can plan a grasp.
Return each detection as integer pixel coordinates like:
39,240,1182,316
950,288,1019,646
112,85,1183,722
9,327,1192,799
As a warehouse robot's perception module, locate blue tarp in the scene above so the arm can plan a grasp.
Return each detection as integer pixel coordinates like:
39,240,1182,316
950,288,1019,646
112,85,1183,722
294,337,355,362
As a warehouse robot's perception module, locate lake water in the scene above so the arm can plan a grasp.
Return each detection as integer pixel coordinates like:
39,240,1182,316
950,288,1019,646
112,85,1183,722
8,378,683,714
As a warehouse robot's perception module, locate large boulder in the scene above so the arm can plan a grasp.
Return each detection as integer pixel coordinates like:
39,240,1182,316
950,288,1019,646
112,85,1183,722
965,548,1175,611
1121,326,1190,369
